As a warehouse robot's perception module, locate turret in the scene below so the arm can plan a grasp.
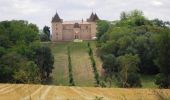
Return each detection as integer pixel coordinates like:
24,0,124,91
51,12,63,23
51,11,63,41
87,12,99,39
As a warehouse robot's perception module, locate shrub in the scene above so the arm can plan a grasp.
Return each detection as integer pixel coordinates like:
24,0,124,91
67,46,75,86
87,42,100,86
126,73,142,87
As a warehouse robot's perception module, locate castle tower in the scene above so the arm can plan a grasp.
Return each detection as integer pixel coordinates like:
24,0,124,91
87,12,99,39
51,12,63,41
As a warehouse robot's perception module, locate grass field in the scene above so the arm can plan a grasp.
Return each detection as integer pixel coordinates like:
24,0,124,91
90,41,103,76
0,41,168,99
47,41,100,86
69,42,95,86
141,75,158,88
44,41,160,88
0,84,169,100
49,42,70,86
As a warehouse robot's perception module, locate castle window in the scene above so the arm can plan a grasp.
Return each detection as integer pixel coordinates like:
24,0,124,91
86,26,88,29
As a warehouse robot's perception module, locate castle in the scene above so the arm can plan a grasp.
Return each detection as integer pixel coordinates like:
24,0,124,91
51,12,99,41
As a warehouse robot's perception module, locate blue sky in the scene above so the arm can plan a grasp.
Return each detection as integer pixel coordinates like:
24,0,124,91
0,0,170,29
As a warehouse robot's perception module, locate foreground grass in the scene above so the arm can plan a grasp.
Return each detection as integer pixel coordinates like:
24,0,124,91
0,84,169,100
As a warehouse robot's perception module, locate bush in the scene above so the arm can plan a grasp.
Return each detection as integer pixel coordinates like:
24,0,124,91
87,42,100,86
117,54,141,88
155,74,170,88
67,46,75,86
126,73,142,87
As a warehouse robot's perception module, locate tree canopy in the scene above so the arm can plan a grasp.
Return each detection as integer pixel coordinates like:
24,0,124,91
97,10,170,88
0,20,54,84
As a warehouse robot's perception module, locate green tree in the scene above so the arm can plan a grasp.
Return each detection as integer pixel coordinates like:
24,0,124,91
13,61,40,83
102,54,117,87
0,20,54,84
96,20,110,41
34,45,54,82
120,11,128,20
155,30,170,88
40,26,51,41
117,54,141,87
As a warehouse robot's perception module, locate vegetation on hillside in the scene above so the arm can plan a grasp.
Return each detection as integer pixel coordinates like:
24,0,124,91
87,42,100,86
96,10,170,88
67,46,75,86
0,10,169,89
40,26,51,41
0,20,54,84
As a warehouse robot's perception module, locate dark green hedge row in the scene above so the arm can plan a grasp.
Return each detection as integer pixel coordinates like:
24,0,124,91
67,46,75,86
87,42,100,86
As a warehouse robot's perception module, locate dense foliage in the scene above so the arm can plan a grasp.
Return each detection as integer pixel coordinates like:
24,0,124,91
87,42,100,86
67,46,75,86
96,10,170,88
0,20,54,84
155,30,170,88
40,26,51,41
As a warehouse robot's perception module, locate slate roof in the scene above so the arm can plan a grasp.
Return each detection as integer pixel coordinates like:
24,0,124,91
87,12,99,22
51,12,62,22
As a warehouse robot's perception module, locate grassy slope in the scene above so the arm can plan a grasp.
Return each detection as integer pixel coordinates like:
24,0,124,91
44,41,158,88
70,42,95,86
48,41,98,86
50,42,69,86
0,84,169,100
90,41,103,76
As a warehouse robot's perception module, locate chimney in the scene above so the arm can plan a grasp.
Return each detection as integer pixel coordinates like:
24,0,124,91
82,18,83,23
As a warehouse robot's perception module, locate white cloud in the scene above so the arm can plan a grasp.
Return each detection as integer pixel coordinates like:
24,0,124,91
0,0,170,29
151,0,163,6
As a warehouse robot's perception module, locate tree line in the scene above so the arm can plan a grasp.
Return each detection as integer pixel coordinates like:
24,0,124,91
0,20,54,84
96,10,170,88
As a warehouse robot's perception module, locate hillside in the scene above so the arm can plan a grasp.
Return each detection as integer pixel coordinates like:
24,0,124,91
44,41,102,86
0,42,169,100
0,84,169,100
42,41,158,88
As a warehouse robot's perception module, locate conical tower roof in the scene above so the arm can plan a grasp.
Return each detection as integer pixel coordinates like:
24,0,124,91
93,13,99,21
87,12,99,22
52,12,62,22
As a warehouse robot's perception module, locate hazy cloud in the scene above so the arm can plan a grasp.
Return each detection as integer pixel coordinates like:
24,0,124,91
0,0,170,29
151,0,163,6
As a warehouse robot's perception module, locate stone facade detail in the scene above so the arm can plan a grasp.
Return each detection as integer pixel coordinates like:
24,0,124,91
51,12,99,41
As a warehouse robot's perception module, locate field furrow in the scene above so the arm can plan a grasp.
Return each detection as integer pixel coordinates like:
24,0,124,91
0,84,169,100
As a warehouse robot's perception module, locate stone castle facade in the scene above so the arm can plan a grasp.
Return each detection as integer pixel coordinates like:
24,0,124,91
51,12,99,41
